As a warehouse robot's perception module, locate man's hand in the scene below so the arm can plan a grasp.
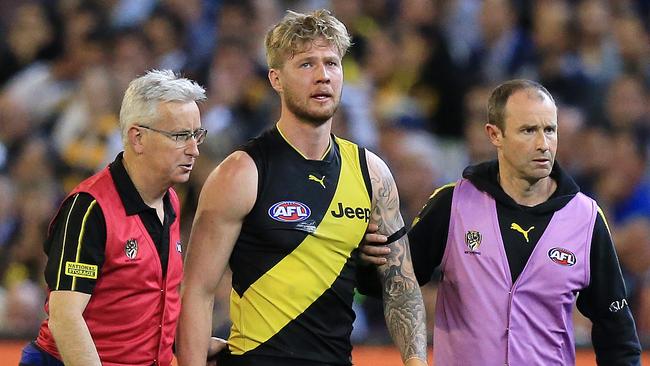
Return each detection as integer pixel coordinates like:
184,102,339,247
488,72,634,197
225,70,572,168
206,337,227,366
405,357,428,366
360,223,391,265
208,337,227,357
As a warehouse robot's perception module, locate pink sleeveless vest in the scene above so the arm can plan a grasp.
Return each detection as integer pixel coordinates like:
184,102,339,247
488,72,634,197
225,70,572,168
434,179,595,365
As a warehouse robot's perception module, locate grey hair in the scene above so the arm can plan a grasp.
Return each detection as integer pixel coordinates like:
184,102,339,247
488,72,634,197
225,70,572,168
119,69,206,144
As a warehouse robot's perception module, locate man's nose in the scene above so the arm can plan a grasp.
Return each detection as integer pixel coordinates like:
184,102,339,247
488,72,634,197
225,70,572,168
184,138,200,156
536,132,550,151
315,63,330,84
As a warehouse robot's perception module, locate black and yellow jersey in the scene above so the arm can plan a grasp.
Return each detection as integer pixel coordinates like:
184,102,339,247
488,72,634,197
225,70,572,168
225,127,372,365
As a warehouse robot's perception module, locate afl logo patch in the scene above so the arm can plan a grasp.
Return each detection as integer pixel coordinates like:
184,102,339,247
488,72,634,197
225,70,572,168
268,201,311,222
125,238,138,260
548,247,576,266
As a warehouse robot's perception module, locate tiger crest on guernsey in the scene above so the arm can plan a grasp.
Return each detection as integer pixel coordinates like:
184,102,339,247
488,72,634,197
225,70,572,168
125,238,138,259
465,230,482,253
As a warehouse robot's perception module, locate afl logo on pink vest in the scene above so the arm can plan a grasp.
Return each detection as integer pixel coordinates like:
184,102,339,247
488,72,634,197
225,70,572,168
268,201,311,222
548,247,576,266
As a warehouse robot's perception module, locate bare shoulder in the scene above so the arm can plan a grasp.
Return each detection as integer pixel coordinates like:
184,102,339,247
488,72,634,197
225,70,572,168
365,149,393,182
198,150,258,216
204,151,257,188
364,149,398,206
364,149,402,235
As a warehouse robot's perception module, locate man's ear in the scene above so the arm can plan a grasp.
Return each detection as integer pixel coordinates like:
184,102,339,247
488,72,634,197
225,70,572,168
268,68,282,93
485,123,503,148
128,126,145,154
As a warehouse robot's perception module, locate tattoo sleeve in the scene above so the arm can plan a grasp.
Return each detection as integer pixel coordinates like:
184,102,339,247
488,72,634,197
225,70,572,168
367,152,428,363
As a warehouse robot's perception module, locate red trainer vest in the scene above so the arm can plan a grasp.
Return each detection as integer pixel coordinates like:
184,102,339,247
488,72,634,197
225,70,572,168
36,166,183,366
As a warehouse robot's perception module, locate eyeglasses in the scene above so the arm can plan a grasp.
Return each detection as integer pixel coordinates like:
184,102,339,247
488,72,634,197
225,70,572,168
136,125,207,148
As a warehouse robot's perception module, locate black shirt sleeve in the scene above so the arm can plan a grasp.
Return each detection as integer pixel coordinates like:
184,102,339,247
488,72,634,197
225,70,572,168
408,184,454,285
576,212,642,365
43,192,106,294
355,183,454,297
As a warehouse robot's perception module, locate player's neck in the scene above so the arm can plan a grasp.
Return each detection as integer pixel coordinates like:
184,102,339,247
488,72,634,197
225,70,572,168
498,169,557,207
276,118,332,160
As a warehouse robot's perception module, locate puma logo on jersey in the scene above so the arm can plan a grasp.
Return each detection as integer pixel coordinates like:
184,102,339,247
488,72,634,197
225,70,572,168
510,223,534,243
308,174,326,188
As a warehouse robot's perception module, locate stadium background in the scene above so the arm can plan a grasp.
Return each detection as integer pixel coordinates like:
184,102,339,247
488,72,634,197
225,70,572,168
0,0,649,363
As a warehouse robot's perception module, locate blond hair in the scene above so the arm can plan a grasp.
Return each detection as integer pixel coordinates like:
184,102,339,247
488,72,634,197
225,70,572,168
264,9,351,69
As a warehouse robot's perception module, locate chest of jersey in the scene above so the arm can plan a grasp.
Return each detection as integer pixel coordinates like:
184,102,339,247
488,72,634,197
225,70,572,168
226,132,371,358
238,135,371,263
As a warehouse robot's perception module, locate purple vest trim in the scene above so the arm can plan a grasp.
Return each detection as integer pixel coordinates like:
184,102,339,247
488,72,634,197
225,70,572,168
434,179,595,365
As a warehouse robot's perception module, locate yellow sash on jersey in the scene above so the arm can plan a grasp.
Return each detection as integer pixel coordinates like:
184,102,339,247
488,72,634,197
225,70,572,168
228,138,370,354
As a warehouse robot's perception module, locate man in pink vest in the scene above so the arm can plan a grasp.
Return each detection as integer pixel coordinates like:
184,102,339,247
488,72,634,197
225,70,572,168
360,79,641,365
19,70,207,366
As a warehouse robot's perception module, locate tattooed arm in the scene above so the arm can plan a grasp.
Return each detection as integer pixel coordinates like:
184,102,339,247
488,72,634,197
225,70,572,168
366,150,428,366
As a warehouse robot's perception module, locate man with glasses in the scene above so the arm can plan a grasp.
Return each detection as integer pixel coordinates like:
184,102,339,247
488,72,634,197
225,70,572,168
135,124,207,148
19,70,207,366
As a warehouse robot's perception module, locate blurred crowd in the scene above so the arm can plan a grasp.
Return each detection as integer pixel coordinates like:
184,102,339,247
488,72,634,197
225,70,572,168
0,0,649,347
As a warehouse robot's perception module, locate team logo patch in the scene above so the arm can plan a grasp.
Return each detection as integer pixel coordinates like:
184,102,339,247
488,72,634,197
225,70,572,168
176,241,182,253
609,299,629,313
308,174,326,188
65,261,98,279
548,247,576,266
330,202,371,222
510,223,534,243
268,201,311,222
465,230,482,252
125,238,138,259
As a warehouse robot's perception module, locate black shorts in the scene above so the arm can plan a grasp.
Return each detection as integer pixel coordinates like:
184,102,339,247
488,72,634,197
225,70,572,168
214,349,351,366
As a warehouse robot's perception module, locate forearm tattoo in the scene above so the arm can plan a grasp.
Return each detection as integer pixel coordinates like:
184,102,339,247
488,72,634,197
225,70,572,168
368,153,428,363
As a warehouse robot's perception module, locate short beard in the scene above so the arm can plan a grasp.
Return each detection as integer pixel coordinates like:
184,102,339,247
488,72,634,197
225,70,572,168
292,105,338,126
285,93,340,126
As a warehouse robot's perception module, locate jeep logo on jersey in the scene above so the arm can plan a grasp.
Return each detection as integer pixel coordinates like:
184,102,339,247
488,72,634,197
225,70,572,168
268,201,311,222
331,202,370,222
548,247,576,266
125,239,138,260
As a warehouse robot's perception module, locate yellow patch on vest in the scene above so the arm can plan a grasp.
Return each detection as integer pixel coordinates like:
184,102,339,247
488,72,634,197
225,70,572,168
65,261,98,279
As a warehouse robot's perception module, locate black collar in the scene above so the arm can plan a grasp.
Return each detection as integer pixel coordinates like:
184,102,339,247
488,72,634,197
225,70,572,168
462,159,580,214
108,152,176,219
